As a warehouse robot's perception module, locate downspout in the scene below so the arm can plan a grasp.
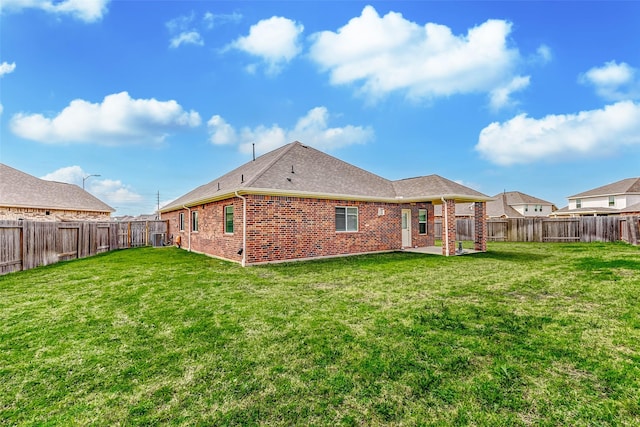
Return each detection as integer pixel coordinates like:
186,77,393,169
441,197,450,256
183,205,191,251
234,191,247,267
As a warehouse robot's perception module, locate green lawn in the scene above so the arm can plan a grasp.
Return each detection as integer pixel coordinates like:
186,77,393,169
1,243,639,426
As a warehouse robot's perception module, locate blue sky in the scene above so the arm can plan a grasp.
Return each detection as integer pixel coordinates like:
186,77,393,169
1,1,639,215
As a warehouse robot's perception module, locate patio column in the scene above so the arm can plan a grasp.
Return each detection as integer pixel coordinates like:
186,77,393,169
474,201,487,252
442,199,456,256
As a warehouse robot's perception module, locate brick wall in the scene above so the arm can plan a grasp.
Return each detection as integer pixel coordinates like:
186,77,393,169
474,201,487,251
162,198,244,263
0,206,111,222
163,195,434,265
442,199,457,256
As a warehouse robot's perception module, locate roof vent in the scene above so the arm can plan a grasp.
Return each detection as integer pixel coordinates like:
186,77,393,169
291,165,295,174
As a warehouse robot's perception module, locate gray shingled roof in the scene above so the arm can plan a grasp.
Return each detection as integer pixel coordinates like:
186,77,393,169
486,193,524,218
498,191,556,207
0,163,115,213
569,177,640,198
162,142,491,211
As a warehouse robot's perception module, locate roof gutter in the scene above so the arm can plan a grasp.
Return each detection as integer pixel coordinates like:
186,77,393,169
160,189,494,213
234,191,247,267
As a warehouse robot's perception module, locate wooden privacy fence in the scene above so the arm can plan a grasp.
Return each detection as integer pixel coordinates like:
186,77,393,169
0,220,168,275
435,216,640,245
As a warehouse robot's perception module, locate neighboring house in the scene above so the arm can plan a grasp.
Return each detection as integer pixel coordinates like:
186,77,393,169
551,177,640,217
0,163,114,221
160,141,491,265
487,191,557,218
434,191,557,219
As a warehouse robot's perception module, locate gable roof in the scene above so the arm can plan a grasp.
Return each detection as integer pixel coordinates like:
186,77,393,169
0,163,114,213
161,142,491,211
569,177,640,199
392,175,489,202
498,191,556,207
487,193,524,218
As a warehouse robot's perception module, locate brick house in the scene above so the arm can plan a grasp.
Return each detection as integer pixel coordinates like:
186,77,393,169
0,163,114,221
160,142,490,266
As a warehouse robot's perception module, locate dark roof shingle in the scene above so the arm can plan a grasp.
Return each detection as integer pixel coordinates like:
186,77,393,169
569,177,640,198
162,142,490,211
0,163,114,213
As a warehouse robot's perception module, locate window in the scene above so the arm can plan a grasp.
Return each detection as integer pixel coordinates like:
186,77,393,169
418,209,427,234
225,205,234,234
191,211,198,232
179,212,185,231
535,205,542,212
525,205,529,212
335,207,358,232
609,196,615,207
576,199,582,208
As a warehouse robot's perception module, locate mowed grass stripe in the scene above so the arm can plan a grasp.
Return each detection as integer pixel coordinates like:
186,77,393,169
1,243,639,425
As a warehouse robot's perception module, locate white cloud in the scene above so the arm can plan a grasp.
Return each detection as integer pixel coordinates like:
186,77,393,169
40,165,85,184
475,101,640,165
170,31,204,48
309,5,531,107
534,45,552,64
207,115,237,145
230,16,304,75
166,12,196,34
0,62,16,76
166,13,204,48
41,165,144,209
579,61,639,101
1,0,109,22
90,179,144,205
10,91,201,145
207,106,374,155
489,75,530,111
203,11,242,29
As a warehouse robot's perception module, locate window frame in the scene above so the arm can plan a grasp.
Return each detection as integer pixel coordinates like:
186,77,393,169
418,209,427,235
335,206,358,232
224,205,234,234
191,210,199,232
179,212,185,231
576,199,582,209
608,196,615,207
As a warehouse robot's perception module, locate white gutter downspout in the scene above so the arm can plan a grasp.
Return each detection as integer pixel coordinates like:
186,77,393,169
441,197,450,257
235,191,247,267
183,205,192,251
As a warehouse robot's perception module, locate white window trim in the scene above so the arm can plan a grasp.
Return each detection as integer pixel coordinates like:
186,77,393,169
418,209,427,235
224,205,234,234
335,206,358,232
191,210,199,232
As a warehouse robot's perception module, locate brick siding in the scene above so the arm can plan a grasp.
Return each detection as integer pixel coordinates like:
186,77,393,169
163,195,434,265
0,206,111,222
474,201,487,251
442,199,457,256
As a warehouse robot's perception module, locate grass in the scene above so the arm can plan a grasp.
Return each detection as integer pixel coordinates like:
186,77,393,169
1,242,639,426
